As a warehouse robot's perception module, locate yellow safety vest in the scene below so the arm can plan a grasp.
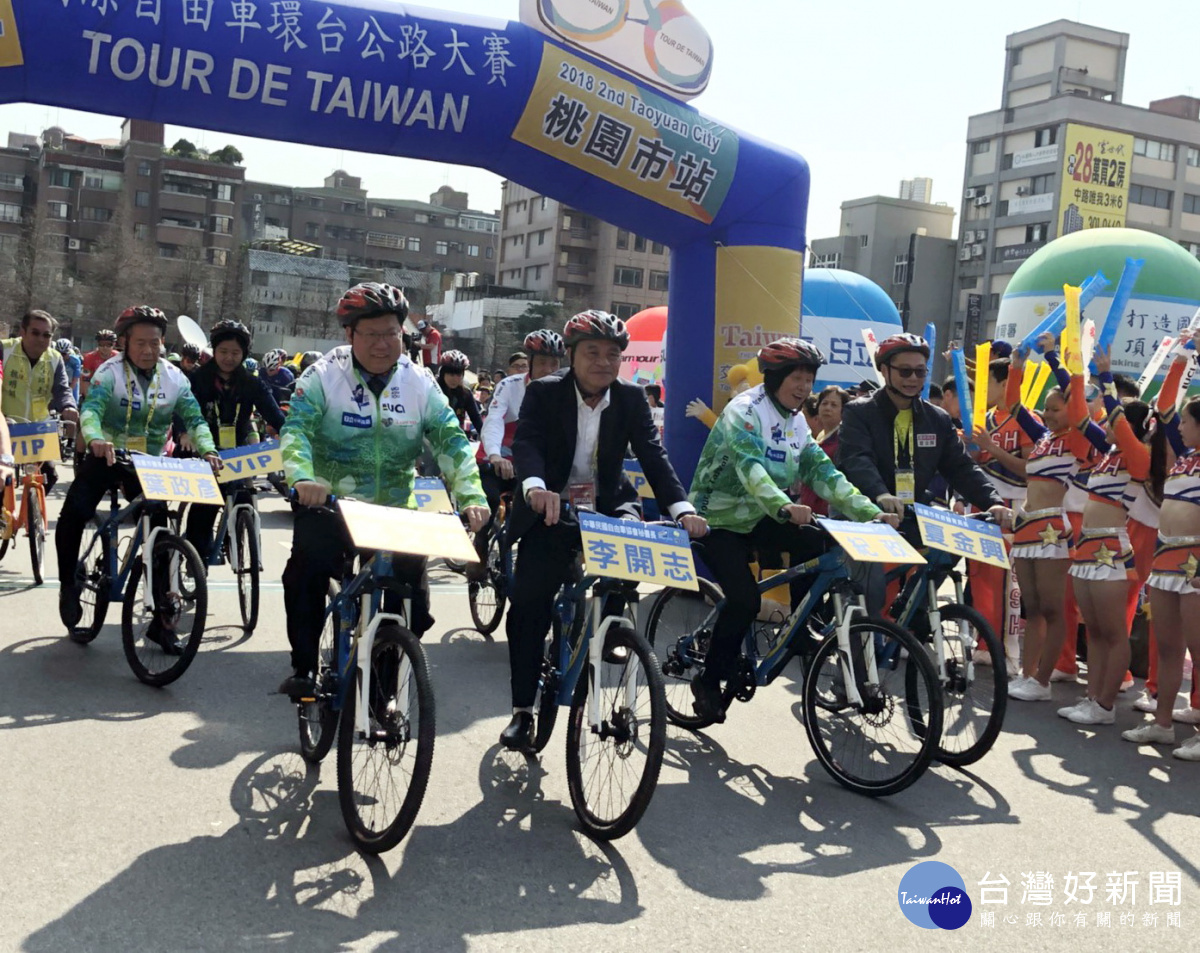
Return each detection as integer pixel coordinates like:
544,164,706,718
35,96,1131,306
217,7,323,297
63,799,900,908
1,337,60,422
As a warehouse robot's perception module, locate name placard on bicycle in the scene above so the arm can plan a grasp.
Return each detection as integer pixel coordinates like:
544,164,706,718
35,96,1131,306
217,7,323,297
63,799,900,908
578,511,698,591
816,518,925,565
8,420,59,463
412,477,454,513
339,498,479,563
131,454,222,504
622,459,655,499
913,504,1009,569
218,438,283,484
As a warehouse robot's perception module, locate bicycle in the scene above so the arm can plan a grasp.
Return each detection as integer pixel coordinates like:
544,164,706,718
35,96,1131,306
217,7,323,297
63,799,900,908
70,452,209,687
645,522,945,797
292,495,436,855
885,516,1007,767
1,418,55,585
522,506,668,840
468,486,514,636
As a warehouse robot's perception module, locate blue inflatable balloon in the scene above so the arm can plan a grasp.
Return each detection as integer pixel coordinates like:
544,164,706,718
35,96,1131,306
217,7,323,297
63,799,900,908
801,269,903,390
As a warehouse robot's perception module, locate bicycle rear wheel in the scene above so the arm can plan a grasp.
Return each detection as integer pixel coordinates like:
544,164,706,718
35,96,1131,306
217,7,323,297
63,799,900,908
644,580,734,730
121,535,207,687
336,622,435,854
27,489,45,586
531,613,571,753
71,533,112,644
913,604,1006,767
468,532,506,636
299,583,340,764
802,616,942,797
565,623,666,840
235,509,260,633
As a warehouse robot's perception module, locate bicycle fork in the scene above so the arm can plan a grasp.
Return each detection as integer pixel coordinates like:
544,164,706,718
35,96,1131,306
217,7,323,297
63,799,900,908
228,503,263,574
141,516,176,612
354,587,413,739
585,598,639,733
832,587,873,708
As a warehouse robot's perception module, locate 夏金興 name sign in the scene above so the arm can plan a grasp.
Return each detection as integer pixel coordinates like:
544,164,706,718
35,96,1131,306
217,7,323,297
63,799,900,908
8,420,59,464
913,504,1009,569
816,518,925,565
132,454,222,504
579,511,697,590
413,476,454,513
218,438,282,484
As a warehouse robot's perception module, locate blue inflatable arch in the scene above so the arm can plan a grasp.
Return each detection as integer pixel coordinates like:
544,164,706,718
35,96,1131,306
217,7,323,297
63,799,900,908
0,1,808,481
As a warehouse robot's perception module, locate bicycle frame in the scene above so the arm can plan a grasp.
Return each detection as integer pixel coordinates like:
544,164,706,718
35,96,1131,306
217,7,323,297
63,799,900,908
206,483,263,573
889,549,970,687
81,485,171,609
321,552,415,740
2,465,46,543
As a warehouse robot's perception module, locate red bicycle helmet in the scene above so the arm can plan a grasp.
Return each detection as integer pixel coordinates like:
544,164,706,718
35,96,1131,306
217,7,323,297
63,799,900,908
439,350,470,372
114,306,168,338
562,310,630,350
337,282,410,328
524,329,566,358
757,337,826,374
875,333,930,369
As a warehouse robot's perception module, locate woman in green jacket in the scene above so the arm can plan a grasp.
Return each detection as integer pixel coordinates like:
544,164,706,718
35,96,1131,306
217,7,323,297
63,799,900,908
688,338,898,721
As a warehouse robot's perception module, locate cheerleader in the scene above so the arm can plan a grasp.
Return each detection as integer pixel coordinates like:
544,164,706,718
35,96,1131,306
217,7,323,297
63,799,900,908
1058,344,1177,724
990,337,1106,701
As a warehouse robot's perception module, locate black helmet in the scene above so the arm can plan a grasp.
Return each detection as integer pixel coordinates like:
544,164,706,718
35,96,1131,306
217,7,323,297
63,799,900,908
209,319,251,354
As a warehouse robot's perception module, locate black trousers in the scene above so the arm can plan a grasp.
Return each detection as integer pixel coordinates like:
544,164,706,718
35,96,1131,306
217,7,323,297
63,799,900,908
700,518,826,684
55,455,143,584
474,466,515,559
282,506,432,675
505,519,582,708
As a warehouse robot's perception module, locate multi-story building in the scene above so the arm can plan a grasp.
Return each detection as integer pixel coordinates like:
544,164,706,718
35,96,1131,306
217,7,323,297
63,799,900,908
808,196,958,368
953,19,1200,344
899,177,934,204
497,181,671,321
0,119,245,340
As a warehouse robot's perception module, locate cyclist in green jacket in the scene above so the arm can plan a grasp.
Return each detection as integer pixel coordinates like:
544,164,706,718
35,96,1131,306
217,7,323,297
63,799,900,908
688,338,897,721
278,282,489,698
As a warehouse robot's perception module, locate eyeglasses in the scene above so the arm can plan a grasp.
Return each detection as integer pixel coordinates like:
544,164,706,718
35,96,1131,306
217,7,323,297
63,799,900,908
26,330,52,339
354,329,403,343
888,364,928,379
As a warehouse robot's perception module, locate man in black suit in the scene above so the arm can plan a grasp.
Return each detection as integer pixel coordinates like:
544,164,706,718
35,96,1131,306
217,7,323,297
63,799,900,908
501,310,708,750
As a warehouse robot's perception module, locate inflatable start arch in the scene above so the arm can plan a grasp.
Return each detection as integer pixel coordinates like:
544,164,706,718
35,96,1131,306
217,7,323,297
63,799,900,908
0,0,809,481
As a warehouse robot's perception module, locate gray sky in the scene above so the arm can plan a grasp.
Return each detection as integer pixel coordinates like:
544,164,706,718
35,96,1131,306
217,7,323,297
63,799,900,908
1,0,1194,241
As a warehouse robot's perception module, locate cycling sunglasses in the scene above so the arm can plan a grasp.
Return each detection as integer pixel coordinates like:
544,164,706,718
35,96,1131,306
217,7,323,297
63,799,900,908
887,364,928,379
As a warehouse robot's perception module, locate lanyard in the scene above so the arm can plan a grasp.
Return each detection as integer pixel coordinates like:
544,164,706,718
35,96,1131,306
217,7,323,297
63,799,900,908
123,360,161,439
893,413,914,468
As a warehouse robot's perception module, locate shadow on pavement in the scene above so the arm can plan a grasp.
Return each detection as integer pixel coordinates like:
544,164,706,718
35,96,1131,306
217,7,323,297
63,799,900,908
24,746,641,953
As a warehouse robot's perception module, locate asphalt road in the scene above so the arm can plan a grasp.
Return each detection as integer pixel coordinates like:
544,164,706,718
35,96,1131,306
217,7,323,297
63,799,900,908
2,465,1199,952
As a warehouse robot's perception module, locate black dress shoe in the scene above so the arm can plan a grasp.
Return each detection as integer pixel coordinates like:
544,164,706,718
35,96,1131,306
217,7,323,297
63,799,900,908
499,711,534,751
278,672,317,700
59,581,82,631
690,674,726,723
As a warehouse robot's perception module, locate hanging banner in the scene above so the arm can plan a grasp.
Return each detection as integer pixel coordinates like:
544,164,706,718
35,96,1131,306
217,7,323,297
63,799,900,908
1058,124,1133,234
512,47,737,224
518,0,712,100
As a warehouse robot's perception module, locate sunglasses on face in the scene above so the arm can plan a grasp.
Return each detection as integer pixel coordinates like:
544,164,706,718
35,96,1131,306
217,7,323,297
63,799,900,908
888,364,928,379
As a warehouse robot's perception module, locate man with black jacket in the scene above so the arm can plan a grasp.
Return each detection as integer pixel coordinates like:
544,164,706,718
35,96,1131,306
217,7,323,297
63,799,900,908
179,319,286,562
500,310,708,750
838,333,1010,610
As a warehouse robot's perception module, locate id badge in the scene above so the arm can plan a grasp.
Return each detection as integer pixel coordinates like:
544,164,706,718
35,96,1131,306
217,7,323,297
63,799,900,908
896,469,916,505
126,436,148,454
219,425,237,449
567,482,596,511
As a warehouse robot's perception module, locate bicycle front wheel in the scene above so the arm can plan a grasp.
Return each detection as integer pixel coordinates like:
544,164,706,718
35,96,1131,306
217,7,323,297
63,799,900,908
235,509,260,633
336,622,435,854
468,532,505,637
802,616,942,797
915,603,1006,767
121,536,208,686
27,489,45,586
565,624,666,840
299,583,341,765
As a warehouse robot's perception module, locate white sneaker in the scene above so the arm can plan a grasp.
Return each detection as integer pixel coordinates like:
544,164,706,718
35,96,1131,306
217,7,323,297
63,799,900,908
1121,722,1176,745
1050,668,1078,683
1005,659,1021,678
1171,734,1200,761
1119,675,1135,692
974,648,993,667
1067,699,1116,725
1009,678,1052,701
1057,697,1090,718
1132,691,1158,714
1173,707,1200,725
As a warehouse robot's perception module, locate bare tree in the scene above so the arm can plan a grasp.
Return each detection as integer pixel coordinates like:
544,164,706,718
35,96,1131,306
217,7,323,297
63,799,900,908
81,200,156,331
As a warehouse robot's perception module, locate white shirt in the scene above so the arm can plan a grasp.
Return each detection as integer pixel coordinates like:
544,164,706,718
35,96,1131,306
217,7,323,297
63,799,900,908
523,384,694,520
480,372,526,458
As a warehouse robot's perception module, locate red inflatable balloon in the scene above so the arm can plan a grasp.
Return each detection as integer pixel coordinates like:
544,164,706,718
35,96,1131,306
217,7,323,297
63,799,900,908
623,306,667,388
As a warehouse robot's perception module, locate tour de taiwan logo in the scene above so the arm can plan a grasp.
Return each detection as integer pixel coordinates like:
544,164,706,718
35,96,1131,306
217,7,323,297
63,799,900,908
897,861,973,930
